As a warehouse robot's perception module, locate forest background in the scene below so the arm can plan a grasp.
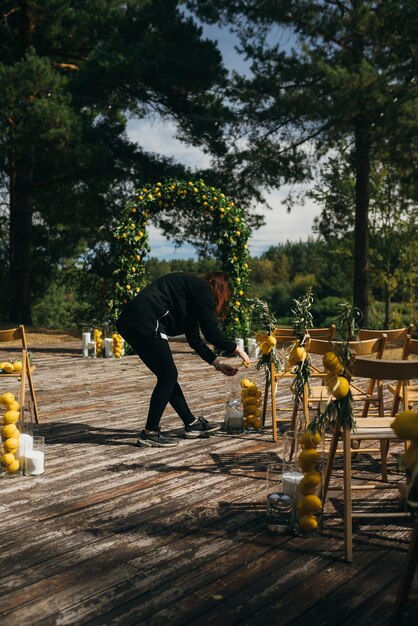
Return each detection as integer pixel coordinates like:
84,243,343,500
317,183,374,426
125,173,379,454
1,1,417,335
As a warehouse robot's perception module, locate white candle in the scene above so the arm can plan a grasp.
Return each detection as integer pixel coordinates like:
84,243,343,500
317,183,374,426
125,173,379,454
17,433,33,459
82,332,91,357
282,471,304,502
25,450,45,475
248,338,259,358
104,337,113,357
235,337,244,350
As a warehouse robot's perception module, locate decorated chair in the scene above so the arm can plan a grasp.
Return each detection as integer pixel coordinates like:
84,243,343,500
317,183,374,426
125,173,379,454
358,326,414,416
0,326,39,423
388,336,418,416
322,357,418,562
303,335,387,425
264,325,336,442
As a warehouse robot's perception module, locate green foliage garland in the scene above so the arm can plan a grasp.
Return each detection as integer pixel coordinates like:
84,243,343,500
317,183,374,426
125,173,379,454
111,179,251,339
309,303,362,433
289,290,314,405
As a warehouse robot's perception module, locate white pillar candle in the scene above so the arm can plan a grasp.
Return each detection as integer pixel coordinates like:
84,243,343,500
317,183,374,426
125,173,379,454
17,433,33,459
235,337,244,350
82,332,91,357
247,338,259,358
25,450,45,475
282,471,304,503
104,338,113,358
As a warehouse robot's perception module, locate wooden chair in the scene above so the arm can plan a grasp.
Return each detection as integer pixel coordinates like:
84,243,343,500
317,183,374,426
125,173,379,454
388,336,418,416
0,326,39,423
358,326,414,416
322,357,418,562
265,325,336,442
303,335,387,424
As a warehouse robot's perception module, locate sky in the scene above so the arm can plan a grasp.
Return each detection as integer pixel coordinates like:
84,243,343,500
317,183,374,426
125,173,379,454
126,19,320,260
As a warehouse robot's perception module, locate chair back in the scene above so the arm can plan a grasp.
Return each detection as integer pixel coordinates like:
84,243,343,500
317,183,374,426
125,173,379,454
0,325,28,350
307,335,387,359
273,325,336,348
352,357,418,381
359,325,413,357
401,336,418,360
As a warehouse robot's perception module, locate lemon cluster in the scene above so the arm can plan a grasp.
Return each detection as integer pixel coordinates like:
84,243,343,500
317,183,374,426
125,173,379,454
0,360,22,374
241,378,262,430
93,328,103,357
297,431,323,532
322,351,350,399
288,341,307,367
112,333,124,359
392,411,418,472
256,333,276,356
0,392,21,475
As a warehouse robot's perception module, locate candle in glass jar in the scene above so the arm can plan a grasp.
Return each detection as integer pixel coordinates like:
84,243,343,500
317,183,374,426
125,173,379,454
25,450,45,475
104,337,113,358
82,332,91,357
282,471,304,502
17,433,33,459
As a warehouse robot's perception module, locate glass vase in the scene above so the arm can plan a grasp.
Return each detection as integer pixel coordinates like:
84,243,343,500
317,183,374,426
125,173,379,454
283,428,323,536
0,392,23,478
266,462,293,534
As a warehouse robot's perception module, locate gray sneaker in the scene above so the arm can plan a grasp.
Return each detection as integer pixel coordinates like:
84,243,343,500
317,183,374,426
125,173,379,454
137,429,179,448
184,416,221,439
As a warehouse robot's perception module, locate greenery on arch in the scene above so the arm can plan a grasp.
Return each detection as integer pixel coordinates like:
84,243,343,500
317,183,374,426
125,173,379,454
111,179,252,340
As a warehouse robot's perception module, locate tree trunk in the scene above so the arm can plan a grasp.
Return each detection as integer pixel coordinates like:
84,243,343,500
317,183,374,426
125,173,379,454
353,121,370,327
384,282,390,328
9,149,34,324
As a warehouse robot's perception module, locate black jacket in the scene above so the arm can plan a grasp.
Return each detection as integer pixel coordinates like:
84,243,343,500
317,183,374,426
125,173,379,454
117,272,237,364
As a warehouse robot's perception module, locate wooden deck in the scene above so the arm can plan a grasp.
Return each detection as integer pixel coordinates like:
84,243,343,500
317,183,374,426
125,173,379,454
1,339,417,626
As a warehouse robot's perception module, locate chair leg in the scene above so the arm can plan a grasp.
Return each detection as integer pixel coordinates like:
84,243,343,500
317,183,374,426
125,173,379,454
323,427,339,502
26,353,39,423
343,426,353,562
271,375,278,443
380,439,389,482
392,519,418,625
262,377,269,427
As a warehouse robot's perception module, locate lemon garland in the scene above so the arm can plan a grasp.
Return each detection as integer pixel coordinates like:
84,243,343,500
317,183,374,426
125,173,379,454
288,290,314,408
309,304,361,433
111,179,251,341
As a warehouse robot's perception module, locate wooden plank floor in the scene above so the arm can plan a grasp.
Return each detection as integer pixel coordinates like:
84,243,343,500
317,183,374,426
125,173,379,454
0,340,417,626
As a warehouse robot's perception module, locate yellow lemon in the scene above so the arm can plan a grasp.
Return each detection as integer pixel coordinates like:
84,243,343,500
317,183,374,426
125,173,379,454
326,374,350,399
6,459,20,473
323,351,344,374
288,346,306,366
298,448,320,472
391,411,418,441
299,479,317,496
4,437,19,452
2,363,14,373
254,418,262,429
1,452,15,466
302,470,322,487
300,431,321,449
6,400,20,412
241,378,252,389
12,361,22,373
0,393,15,406
300,494,322,514
266,335,277,347
298,514,318,532
1,423,18,439
260,341,273,355
3,410,20,424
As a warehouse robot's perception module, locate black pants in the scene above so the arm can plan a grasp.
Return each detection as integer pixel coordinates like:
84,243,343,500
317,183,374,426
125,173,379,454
116,320,196,431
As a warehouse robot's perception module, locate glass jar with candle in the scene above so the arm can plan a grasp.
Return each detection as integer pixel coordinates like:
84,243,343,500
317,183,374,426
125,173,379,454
81,325,93,357
266,462,293,533
224,377,243,433
283,428,324,536
0,392,23,478
17,401,34,466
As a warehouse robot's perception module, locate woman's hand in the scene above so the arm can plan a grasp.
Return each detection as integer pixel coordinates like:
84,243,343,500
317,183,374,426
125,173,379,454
218,362,239,376
212,358,238,376
234,347,251,366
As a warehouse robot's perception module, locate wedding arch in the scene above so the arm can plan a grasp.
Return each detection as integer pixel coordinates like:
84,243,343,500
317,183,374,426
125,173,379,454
112,179,251,338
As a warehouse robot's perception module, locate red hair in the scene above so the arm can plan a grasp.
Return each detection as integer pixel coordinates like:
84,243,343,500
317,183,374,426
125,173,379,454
203,271,233,319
